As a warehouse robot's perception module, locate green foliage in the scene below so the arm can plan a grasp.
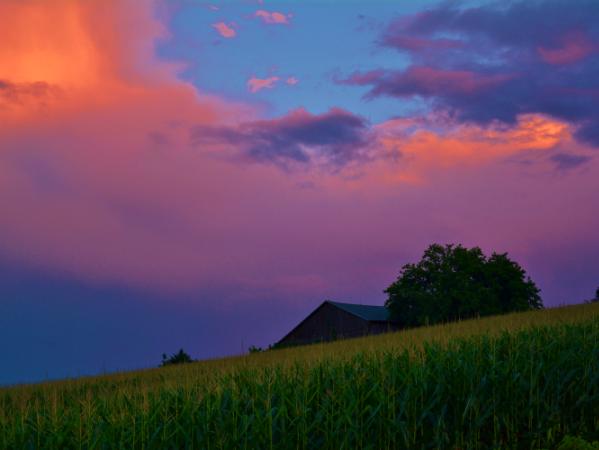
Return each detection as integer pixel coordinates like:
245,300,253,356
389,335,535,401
385,243,542,327
160,348,192,367
1,314,598,449
557,436,599,450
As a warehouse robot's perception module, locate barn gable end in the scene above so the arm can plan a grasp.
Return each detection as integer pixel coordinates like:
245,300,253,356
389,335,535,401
277,300,399,347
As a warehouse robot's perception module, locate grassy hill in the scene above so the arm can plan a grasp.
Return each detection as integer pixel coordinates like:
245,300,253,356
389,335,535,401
1,302,598,449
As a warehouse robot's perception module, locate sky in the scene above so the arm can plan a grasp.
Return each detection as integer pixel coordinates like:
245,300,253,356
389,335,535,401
1,0,598,385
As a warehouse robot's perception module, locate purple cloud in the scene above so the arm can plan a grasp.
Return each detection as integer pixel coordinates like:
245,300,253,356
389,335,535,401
341,66,513,99
550,153,592,170
380,35,464,53
191,108,371,169
342,0,599,146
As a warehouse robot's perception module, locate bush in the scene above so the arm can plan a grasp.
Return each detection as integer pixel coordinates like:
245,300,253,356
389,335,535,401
160,348,193,367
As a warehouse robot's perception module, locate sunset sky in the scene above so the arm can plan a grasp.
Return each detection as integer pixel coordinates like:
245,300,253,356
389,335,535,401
1,0,598,384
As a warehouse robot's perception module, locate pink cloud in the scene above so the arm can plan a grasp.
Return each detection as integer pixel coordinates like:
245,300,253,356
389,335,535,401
212,21,236,38
286,77,299,85
373,114,572,181
399,66,509,95
341,70,386,86
247,76,279,93
538,31,596,65
0,0,258,292
255,10,291,25
1,0,598,312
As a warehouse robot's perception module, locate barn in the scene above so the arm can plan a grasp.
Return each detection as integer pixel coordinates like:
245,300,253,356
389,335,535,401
277,300,399,347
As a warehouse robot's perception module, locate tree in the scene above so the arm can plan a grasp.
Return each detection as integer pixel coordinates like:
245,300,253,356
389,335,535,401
385,244,542,327
160,348,193,367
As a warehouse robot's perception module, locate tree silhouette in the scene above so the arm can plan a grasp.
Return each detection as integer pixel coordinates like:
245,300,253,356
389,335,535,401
385,244,542,327
160,348,193,367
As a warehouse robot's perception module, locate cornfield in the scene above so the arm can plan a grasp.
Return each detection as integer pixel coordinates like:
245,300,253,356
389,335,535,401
1,303,598,449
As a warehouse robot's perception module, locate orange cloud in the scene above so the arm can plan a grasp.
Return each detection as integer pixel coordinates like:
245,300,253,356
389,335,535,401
212,22,236,38
255,10,291,25
0,0,171,87
372,114,572,184
247,76,279,93
1,2,99,88
0,0,183,127
0,0,257,291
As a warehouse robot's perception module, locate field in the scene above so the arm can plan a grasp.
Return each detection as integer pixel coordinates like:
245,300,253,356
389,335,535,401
1,303,598,449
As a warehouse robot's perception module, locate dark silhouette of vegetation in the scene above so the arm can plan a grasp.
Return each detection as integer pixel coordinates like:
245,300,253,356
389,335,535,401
248,345,263,354
585,287,599,304
160,349,193,367
557,435,599,450
385,243,542,327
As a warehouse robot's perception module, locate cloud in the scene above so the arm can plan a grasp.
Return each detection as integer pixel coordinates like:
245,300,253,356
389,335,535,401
1,0,598,311
550,153,592,170
247,76,279,93
255,10,291,25
380,35,464,52
190,108,371,169
341,66,513,98
0,79,60,106
342,0,599,146
286,77,299,85
0,0,255,291
537,31,596,65
375,114,571,174
212,21,236,38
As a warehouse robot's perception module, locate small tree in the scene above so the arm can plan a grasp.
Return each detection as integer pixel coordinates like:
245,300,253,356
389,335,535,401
160,348,193,367
385,244,542,327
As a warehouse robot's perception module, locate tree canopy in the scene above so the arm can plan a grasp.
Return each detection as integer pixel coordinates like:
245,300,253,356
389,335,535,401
385,244,542,327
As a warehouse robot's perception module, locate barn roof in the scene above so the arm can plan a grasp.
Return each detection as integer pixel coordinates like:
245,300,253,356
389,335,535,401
327,301,392,322
276,300,397,346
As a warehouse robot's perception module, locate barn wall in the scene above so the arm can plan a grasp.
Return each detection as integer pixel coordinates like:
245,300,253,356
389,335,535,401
367,321,400,335
279,303,395,346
